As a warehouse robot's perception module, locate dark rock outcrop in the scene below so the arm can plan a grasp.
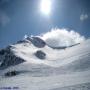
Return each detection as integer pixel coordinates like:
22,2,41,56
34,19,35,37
34,50,46,59
26,37,46,48
0,46,25,70
5,70,18,77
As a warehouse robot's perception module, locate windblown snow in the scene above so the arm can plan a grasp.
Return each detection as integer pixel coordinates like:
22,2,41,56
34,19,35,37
41,28,85,47
0,35,90,90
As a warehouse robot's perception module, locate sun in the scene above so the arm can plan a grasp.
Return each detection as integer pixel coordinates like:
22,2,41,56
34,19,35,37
40,0,51,15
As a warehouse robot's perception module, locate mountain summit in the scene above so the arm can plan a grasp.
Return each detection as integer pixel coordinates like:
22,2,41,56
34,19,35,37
0,36,90,90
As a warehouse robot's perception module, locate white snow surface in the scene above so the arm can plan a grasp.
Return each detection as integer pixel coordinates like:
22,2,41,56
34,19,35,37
0,39,90,90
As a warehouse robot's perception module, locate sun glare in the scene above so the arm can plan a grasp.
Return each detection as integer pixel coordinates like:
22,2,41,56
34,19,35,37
40,0,51,15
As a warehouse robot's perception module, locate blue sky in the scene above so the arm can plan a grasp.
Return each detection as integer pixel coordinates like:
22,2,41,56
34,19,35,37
0,0,90,48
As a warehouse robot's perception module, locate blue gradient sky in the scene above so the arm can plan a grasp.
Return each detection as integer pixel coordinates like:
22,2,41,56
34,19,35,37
0,0,90,48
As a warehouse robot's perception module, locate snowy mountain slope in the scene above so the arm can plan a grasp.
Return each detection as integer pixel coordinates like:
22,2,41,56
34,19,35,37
11,37,90,68
0,36,46,70
0,46,25,70
0,68,90,90
0,37,90,90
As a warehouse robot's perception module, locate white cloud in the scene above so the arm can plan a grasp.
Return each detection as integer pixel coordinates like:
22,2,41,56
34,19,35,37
41,28,85,47
80,14,88,21
0,11,10,26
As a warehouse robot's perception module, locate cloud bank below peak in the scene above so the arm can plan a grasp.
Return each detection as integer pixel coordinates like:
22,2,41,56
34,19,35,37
40,28,85,47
